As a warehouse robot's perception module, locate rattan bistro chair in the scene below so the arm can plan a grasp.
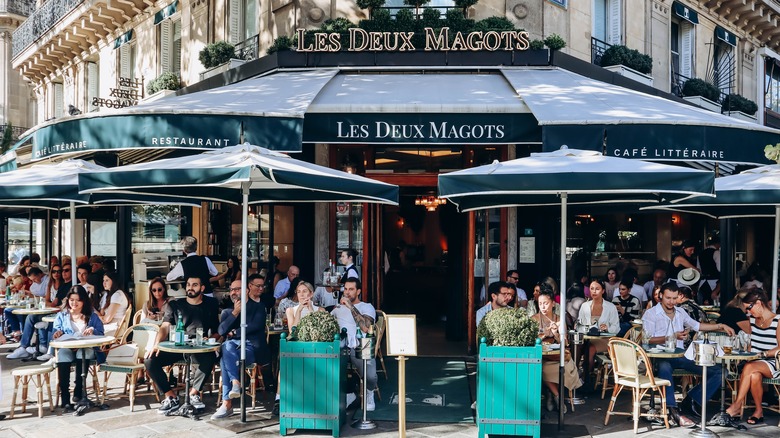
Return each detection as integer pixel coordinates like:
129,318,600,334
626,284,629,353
605,338,671,433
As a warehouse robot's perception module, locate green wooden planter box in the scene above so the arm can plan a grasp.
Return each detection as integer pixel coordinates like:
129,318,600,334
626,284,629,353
279,333,347,437
477,339,542,438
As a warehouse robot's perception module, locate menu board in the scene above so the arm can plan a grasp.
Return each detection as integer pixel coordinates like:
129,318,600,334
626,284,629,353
385,314,417,356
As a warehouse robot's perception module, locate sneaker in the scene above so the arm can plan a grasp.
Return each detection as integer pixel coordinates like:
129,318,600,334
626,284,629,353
7,347,31,360
38,345,47,355
470,401,477,410
346,392,357,407
25,346,36,354
210,405,233,420
228,382,241,399
190,393,206,410
366,390,375,412
36,353,52,362
157,396,180,414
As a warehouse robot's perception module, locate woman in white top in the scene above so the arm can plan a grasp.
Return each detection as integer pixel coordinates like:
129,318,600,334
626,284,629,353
286,281,325,330
578,278,620,383
604,268,620,301
98,271,129,336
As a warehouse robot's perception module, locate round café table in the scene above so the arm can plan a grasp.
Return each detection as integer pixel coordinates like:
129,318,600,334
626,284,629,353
50,335,115,415
156,340,221,419
643,347,685,415
709,350,759,427
14,307,61,358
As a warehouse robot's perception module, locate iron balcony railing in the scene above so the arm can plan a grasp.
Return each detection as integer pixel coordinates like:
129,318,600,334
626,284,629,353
670,71,691,98
591,37,610,66
12,0,83,58
234,34,259,62
0,0,34,16
376,5,459,18
0,124,29,141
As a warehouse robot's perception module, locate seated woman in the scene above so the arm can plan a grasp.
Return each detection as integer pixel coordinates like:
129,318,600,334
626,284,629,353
51,285,105,411
276,277,302,319
726,289,780,424
717,289,751,335
141,277,170,325
97,271,130,336
578,278,620,389
286,281,326,328
211,256,241,287
645,284,662,311
533,288,581,413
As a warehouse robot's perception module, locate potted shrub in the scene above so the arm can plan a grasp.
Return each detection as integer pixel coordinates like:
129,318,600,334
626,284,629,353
145,72,180,100
600,44,654,86
279,312,347,437
476,307,542,438
544,33,566,51
681,78,721,112
722,93,758,122
199,41,246,81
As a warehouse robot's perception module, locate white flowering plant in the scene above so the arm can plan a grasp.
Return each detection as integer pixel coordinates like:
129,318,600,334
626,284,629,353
765,143,780,163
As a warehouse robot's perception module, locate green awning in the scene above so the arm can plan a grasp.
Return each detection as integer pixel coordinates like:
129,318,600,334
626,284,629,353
672,1,699,24
154,0,178,25
113,30,134,49
716,26,737,47
0,151,16,173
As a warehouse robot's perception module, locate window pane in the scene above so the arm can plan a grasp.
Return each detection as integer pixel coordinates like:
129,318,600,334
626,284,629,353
130,205,184,253
90,221,116,257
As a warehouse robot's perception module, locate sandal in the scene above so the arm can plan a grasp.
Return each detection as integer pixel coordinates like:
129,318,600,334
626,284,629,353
747,416,764,425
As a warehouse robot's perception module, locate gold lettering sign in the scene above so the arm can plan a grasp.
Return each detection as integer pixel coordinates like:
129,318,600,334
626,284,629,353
295,27,530,52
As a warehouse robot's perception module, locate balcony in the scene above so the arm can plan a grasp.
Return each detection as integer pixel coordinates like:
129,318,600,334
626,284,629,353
234,34,259,62
591,37,610,66
12,0,83,57
0,124,29,141
0,0,35,16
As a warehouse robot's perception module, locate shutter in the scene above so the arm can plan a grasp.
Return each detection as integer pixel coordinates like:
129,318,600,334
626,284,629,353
680,21,693,78
592,0,606,42
607,0,622,45
128,44,136,80
120,44,132,79
172,19,182,77
87,62,99,112
228,0,241,44
244,0,257,40
160,19,172,74
53,83,64,118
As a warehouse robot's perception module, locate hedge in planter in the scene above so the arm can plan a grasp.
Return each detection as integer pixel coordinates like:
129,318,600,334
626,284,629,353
279,312,347,437
476,307,542,438
722,93,758,116
681,78,721,103
600,44,652,74
199,41,235,69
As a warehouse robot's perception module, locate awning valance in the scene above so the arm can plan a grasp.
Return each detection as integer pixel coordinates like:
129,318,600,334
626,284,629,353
672,1,699,24
715,26,737,47
154,0,178,25
113,30,133,49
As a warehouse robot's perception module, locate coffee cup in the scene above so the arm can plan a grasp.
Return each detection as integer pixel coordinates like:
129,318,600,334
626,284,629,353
207,338,217,345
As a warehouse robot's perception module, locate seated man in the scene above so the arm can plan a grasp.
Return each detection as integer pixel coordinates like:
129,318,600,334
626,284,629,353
331,277,377,411
642,282,734,427
212,276,270,420
144,276,220,414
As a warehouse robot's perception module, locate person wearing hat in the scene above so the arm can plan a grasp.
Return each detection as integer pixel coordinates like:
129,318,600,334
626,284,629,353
669,240,699,288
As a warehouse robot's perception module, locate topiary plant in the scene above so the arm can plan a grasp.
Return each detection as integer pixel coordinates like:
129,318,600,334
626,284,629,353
267,35,294,54
600,44,653,74
454,0,478,14
681,78,721,102
529,39,545,50
296,311,341,342
356,0,385,18
474,16,515,32
722,93,758,115
476,307,539,347
146,72,180,95
199,41,236,69
421,7,441,27
544,33,566,51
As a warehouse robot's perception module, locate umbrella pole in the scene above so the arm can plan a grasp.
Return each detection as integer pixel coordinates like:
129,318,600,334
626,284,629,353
70,202,77,279
240,185,249,423
558,193,567,430
772,206,780,312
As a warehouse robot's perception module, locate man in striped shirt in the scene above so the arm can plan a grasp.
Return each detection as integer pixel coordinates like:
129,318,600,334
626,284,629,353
642,283,735,427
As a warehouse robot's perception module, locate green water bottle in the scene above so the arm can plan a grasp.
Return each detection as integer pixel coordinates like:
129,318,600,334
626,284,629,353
174,310,186,346
5,285,10,301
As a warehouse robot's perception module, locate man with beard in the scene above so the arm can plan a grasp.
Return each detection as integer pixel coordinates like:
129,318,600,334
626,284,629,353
145,276,220,414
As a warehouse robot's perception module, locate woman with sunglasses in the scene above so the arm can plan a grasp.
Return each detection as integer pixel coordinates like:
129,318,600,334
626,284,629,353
726,289,780,424
46,264,63,307
142,278,170,324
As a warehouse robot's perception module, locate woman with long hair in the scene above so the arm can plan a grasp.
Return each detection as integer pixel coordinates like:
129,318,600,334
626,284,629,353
604,267,620,301
726,289,780,424
286,281,326,329
46,264,63,306
142,277,170,324
717,289,751,335
52,285,105,410
212,256,241,285
98,271,130,335
578,278,620,388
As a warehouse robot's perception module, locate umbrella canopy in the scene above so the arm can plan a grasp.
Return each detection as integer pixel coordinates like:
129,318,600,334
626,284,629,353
79,143,399,205
79,143,399,422
438,146,715,426
644,164,780,309
438,147,715,212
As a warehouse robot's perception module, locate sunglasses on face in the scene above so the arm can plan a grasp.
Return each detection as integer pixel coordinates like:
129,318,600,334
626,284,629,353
151,288,165,292
51,270,61,274
746,301,758,311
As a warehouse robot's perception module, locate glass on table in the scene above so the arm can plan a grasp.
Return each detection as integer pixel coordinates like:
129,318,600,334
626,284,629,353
722,336,733,355
195,328,204,346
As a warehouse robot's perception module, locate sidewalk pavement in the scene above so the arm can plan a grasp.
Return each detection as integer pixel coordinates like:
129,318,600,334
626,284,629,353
0,345,777,437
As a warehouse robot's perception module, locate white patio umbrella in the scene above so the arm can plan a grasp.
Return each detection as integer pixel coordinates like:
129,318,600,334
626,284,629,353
79,143,399,421
438,146,715,424
644,163,780,310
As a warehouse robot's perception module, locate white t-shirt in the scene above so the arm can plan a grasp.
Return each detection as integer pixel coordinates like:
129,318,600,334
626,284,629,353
106,291,129,325
331,301,376,349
